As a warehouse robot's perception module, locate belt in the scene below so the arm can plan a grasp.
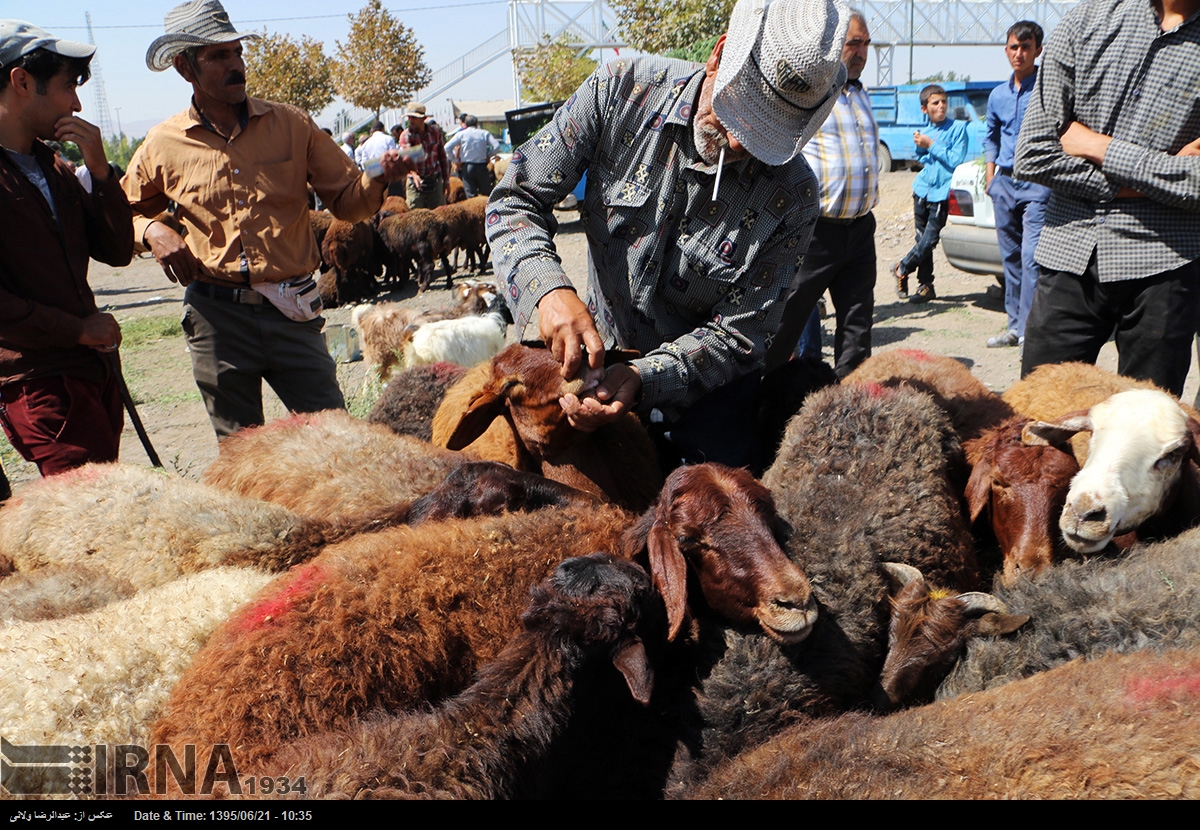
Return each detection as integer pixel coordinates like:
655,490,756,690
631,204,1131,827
819,212,870,226
189,281,264,305
997,166,1014,176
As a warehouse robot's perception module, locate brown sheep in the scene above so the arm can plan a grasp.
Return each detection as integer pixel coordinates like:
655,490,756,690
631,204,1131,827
309,209,333,273
682,647,1200,799
366,362,468,442
375,209,453,294
447,174,467,204
148,464,816,783
319,219,380,307
435,195,489,274
230,554,659,800
963,416,1082,584
432,344,663,512
200,410,467,521
844,348,1016,444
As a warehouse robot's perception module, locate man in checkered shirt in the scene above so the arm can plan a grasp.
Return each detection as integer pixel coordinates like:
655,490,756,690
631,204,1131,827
1015,0,1200,396
488,0,850,471
765,9,879,378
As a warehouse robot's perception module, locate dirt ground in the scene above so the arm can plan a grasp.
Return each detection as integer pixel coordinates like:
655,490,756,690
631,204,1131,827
5,169,1194,492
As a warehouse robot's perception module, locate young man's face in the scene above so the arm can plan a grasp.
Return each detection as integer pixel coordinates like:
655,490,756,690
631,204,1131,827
922,94,948,124
1005,35,1042,78
27,65,83,141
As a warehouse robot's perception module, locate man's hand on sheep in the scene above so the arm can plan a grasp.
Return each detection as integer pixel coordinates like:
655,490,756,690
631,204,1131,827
144,221,205,286
538,287,605,379
560,363,641,433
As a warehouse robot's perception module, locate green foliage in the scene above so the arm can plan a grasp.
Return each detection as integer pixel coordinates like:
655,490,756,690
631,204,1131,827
610,0,734,55
663,35,721,64
118,315,184,350
335,0,431,118
914,71,972,83
103,134,144,171
514,34,599,103
245,28,336,115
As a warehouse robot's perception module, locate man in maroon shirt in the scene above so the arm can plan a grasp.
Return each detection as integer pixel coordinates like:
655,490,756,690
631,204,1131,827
0,20,133,477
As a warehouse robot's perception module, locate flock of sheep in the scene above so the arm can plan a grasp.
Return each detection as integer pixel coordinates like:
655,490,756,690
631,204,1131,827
2,311,1200,798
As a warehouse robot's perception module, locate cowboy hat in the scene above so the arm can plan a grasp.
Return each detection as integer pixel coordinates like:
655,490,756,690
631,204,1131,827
145,0,258,72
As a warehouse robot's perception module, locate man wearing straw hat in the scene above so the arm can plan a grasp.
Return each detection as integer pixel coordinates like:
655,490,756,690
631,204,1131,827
0,20,132,478
123,1,412,439
488,0,850,472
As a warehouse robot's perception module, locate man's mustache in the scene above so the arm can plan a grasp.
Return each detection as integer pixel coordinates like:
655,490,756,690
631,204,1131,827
225,72,246,86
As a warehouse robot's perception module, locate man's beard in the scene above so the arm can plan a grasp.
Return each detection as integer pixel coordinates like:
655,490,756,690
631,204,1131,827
694,119,729,166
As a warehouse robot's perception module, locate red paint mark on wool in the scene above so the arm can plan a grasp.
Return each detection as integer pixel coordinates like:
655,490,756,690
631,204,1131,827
1126,664,1200,705
48,464,110,487
856,381,891,399
234,563,324,633
428,361,465,384
896,348,934,362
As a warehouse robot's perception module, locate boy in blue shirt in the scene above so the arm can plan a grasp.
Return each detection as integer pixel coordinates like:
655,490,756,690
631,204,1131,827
893,84,968,303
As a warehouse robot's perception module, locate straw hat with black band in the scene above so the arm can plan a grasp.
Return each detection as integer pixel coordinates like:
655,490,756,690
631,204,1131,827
145,0,258,73
712,0,850,167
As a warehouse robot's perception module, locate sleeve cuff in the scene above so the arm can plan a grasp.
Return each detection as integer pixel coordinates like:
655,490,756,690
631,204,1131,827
509,256,575,337
1101,137,1142,181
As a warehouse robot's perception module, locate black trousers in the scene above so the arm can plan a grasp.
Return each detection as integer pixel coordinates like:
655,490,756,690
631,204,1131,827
765,212,877,378
1021,256,1200,397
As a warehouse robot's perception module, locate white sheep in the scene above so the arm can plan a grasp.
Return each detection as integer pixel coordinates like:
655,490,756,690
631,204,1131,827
0,566,273,795
402,310,507,371
1025,388,1200,552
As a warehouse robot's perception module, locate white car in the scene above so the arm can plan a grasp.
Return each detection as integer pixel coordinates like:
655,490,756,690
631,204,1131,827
941,158,1004,278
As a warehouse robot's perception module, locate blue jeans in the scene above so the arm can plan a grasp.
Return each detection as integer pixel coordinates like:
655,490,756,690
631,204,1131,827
898,196,948,285
989,172,1048,337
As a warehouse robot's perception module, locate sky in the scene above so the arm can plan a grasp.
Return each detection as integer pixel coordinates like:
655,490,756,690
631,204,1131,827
12,1,1023,139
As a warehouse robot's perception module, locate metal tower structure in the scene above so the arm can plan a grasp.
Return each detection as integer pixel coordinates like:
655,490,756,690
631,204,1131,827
858,0,1078,84
84,12,116,139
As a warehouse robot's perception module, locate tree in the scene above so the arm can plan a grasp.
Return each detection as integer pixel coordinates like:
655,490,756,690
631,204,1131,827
102,134,144,172
915,71,972,83
610,0,733,56
244,29,335,116
336,0,431,119
514,35,598,103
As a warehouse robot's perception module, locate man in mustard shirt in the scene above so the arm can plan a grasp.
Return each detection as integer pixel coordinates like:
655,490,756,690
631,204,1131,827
123,1,411,438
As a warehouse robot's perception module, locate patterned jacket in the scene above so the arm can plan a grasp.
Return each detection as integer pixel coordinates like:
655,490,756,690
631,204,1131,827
487,56,821,419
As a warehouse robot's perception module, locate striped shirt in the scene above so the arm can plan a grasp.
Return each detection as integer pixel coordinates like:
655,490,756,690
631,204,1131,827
1015,0,1200,282
802,80,879,220
487,56,820,419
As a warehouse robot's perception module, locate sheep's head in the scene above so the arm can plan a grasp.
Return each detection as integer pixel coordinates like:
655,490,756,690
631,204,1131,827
445,345,589,460
522,553,658,705
628,464,818,645
872,563,1028,711
965,418,1081,585
1027,390,1200,553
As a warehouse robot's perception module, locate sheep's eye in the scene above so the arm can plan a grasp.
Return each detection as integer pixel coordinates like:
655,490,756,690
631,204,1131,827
1154,447,1186,471
676,534,700,547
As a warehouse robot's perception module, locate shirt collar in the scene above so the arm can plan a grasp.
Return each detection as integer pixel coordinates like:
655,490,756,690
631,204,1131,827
183,95,262,135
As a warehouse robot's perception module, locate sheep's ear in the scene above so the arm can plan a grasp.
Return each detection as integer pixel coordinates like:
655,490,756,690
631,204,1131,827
647,523,688,643
1023,414,1091,447
965,455,994,525
611,638,654,706
1184,417,1200,468
444,388,507,451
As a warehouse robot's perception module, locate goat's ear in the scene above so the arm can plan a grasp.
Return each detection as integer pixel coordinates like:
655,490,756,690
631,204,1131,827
965,455,994,525
611,638,654,706
647,523,688,642
974,612,1030,637
444,388,507,451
